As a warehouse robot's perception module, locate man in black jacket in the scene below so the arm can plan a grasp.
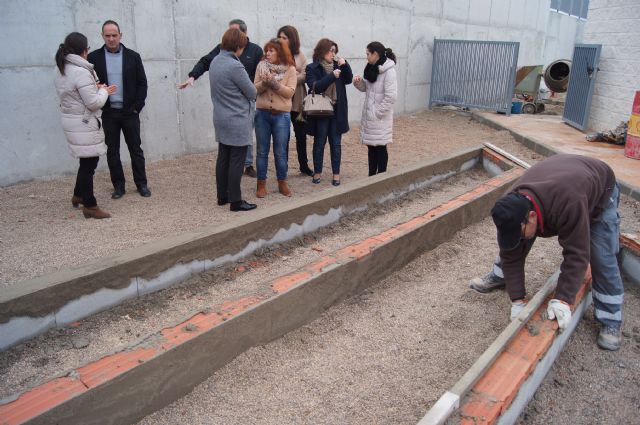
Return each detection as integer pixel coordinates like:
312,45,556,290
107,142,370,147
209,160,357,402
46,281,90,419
88,20,150,199
178,18,262,178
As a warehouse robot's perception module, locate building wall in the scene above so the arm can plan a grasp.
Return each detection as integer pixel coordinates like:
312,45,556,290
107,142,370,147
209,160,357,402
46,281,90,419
543,11,586,66
583,0,639,132
1,0,556,186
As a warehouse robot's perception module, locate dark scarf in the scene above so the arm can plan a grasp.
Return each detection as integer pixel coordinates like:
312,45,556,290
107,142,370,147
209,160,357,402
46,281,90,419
363,55,387,83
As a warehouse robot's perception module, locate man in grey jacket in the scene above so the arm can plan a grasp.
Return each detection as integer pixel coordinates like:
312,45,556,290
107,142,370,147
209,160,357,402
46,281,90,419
471,154,624,351
209,28,257,212
178,18,262,178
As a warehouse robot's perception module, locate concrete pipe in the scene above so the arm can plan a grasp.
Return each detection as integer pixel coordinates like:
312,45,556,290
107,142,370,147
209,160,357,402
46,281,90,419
543,60,571,93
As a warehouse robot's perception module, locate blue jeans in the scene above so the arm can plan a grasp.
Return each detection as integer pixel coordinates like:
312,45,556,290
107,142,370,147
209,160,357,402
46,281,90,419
254,110,290,180
590,183,624,328
245,137,254,167
312,116,341,175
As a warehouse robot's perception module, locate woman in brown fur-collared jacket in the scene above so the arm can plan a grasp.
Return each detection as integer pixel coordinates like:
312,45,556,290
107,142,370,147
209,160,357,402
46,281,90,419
54,32,116,219
254,38,296,198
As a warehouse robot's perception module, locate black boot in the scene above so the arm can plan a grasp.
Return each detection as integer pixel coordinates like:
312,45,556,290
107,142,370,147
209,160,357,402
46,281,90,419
111,186,125,199
299,165,313,177
230,200,257,212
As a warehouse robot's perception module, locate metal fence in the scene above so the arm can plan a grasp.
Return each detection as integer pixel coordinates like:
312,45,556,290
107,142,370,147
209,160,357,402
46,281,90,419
429,39,519,114
563,44,601,131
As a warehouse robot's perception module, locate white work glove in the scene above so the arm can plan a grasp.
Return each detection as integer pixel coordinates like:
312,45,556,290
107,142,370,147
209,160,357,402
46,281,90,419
547,299,571,331
510,300,527,320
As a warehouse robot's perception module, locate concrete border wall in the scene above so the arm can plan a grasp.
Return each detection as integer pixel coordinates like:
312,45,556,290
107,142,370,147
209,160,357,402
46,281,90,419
0,0,562,186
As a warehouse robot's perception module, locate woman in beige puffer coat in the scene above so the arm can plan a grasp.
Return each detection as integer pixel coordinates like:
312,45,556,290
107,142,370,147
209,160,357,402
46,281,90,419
353,42,398,176
54,32,115,219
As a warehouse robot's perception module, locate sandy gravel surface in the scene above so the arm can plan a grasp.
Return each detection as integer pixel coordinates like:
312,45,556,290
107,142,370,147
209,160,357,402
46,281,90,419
0,109,532,286
138,222,562,425
518,279,640,425
0,168,492,400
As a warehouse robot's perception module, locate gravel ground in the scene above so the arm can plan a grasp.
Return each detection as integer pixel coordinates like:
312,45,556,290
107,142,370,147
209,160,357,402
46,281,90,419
0,167,493,400
1,109,638,424
138,222,562,425
518,280,640,425
0,109,537,286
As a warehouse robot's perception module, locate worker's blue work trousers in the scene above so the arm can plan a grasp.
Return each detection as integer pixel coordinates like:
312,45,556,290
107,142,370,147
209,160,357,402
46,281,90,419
590,183,624,329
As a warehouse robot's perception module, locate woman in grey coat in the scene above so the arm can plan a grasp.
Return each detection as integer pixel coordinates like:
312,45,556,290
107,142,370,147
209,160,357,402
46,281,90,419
210,28,258,211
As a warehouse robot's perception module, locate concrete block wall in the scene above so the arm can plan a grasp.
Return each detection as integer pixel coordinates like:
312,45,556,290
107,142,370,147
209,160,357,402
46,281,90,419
583,0,640,132
1,0,562,186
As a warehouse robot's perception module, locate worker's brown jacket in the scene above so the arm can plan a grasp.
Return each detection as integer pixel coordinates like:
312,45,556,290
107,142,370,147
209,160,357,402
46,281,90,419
500,154,616,304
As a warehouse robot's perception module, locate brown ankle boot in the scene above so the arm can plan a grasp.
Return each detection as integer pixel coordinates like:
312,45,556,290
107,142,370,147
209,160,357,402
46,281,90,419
278,179,291,197
82,206,111,219
71,195,83,208
256,179,267,198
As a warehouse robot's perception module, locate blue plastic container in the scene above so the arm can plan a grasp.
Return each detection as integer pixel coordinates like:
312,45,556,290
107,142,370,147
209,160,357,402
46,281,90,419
511,101,523,114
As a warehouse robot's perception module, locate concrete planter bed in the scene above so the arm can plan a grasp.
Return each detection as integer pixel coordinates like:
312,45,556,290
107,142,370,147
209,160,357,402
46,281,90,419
0,148,528,423
1,147,638,425
1,147,506,351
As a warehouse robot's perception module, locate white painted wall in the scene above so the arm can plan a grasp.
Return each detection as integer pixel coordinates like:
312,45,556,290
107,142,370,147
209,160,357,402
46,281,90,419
543,11,586,66
583,0,640,132
1,0,564,186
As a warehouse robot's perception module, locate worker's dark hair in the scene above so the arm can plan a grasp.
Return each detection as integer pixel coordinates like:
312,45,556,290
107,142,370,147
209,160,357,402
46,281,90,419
277,25,301,56
55,32,88,74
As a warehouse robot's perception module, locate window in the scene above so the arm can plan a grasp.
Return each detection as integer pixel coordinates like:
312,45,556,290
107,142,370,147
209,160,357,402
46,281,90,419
550,0,589,20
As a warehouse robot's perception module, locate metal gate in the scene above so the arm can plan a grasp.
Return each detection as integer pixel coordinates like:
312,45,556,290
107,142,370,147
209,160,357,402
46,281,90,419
563,44,601,131
429,39,519,114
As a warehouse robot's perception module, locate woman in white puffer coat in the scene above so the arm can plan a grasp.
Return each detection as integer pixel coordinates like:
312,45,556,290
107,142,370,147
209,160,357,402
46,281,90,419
54,32,116,219
353,42,398,176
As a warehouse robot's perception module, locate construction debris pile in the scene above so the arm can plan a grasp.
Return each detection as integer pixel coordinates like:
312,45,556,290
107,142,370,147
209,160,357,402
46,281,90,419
586,121,627,145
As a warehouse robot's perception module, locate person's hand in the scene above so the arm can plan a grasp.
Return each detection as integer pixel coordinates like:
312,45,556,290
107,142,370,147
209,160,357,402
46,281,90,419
336,57,346,67
353,75,362,84
510,299,527,320
333,69,341,78
547,299,571,331
99,84,117,95
177,77,195,89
